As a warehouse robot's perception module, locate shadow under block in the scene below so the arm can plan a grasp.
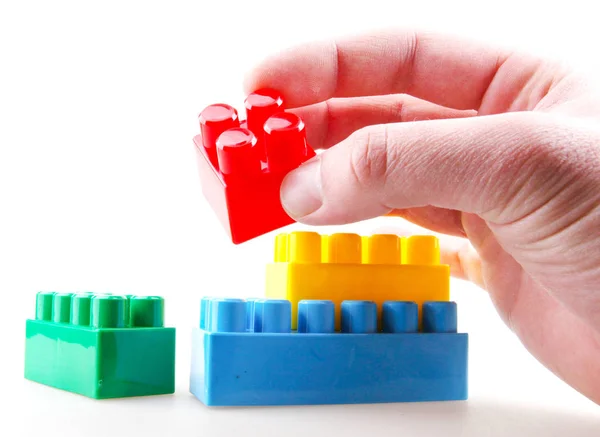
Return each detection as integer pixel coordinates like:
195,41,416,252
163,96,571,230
194,89,316,245
190,298,468,406
266,232,450,329
24,292,176,399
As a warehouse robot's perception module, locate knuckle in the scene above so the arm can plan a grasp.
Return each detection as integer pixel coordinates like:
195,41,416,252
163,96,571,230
503,113,587,174
483,112,598,220
349,127,391,189
388,97,410,123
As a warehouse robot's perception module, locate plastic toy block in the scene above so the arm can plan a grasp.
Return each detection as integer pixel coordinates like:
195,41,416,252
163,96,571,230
24,291,176,399
190,297,468,406
193,89,316,244
266,232,450,330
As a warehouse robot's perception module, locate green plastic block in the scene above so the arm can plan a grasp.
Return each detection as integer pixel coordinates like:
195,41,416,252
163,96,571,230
24,292,176,399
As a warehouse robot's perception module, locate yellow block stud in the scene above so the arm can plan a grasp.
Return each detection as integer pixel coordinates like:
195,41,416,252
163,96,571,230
364,234,402,265
288,231,322,263
324,233,362,264
274,233,289,262
403,235,440,265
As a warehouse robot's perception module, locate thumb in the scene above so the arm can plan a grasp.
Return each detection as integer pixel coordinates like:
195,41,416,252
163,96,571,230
280,111,568,226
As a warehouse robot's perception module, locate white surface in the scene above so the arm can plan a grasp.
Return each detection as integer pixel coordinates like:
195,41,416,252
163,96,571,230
1,1,600,436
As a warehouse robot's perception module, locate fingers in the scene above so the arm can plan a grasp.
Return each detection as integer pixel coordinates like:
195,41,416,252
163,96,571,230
244,29,511,110
292,94,475,150
279,111,559,226
386,206,467,238
441,239,485,289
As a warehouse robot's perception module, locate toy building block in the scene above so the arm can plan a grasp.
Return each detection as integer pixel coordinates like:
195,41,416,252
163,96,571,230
193,89,316,244
266,232,450,330
24,292,176,399
190,297,468,406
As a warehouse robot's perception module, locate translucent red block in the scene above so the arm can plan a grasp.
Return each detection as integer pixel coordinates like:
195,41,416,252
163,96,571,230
193,89,316,244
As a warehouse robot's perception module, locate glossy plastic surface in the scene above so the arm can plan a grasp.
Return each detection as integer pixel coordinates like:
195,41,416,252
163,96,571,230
194,89,316,244
190,297,468,406
266,232,450,330
24,292,176,399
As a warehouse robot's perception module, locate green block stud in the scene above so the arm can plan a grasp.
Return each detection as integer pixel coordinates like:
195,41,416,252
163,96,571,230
24,291,176,399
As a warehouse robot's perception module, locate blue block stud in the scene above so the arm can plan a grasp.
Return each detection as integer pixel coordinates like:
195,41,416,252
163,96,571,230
199,296,213,330
423,301,457,333
209,298,246,333
190,297,468,406
298,300,335,333
382,301,418,333
245,298,260,331
252,299,265,332
258,300,291,333
341,300,377,333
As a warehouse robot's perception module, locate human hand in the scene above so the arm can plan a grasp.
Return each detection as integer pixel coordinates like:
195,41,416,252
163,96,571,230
244,29,600,404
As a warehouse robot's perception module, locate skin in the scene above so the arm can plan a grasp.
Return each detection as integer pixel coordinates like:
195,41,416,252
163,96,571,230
244,29,600,405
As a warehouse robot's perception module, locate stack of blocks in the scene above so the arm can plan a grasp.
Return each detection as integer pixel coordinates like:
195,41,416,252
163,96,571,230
24,292,176,399
189,231,469,406
23,89,469,407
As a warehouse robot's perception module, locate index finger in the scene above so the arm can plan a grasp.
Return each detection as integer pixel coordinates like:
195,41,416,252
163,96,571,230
244,29,510,111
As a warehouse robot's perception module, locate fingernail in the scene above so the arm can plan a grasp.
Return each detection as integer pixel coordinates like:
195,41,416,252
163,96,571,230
280,158,323,219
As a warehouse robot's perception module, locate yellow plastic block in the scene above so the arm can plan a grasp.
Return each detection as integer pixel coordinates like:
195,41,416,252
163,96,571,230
266,231,450,330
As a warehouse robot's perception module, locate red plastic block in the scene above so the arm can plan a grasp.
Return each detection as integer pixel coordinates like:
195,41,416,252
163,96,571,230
193,89,316,244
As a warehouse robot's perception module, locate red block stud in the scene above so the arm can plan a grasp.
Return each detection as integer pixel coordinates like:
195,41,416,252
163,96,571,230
199,104,240,168
193,90,316,244
216,128,261,177
264,112,308,173
245,89,284,160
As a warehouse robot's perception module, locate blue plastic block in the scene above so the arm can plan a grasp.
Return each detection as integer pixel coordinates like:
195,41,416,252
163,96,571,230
190,298,468,406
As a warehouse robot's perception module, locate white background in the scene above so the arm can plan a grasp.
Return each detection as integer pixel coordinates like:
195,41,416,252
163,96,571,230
2,1,600,435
